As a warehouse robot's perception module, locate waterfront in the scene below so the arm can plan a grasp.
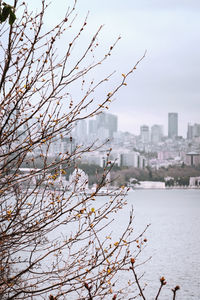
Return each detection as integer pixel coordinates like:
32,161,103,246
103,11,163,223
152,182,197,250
108,189,200,299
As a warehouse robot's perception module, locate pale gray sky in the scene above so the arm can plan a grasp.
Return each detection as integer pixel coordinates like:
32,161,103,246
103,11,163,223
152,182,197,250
23,1,200,136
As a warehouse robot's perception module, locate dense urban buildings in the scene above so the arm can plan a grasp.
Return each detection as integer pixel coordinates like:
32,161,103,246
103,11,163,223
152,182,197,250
26,111,199,170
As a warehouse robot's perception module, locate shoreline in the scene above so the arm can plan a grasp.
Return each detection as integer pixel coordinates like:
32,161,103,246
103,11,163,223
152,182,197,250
131,186,200,190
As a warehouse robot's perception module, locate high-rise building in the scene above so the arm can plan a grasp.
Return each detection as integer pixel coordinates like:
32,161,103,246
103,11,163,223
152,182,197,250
151,125,163,144
96,112,118,138
168,113,178,139
187,123,200,139
193,123,200,138
74,119,87,143
140,125,150,143
187,123,193,140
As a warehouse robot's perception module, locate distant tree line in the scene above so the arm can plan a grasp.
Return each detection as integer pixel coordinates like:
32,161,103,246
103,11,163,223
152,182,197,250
110,165,200,187
56,163,200,187
20,156,200,187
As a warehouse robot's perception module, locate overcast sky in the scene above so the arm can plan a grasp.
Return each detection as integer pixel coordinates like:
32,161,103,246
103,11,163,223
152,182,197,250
29,1,200,136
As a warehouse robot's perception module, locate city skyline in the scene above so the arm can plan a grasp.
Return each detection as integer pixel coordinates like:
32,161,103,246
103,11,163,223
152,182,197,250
116,111,198,138
75,111,199,140
30,0,200,137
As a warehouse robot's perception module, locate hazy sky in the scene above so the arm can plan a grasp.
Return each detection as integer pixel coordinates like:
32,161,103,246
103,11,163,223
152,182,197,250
28,1,200,136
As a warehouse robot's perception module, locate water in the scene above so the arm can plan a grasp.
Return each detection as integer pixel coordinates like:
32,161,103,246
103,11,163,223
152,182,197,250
111,189,200,299
16,189,200,299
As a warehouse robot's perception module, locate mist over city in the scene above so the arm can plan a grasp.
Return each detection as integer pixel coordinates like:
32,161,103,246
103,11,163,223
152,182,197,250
70,111,200,174
29,0,200,136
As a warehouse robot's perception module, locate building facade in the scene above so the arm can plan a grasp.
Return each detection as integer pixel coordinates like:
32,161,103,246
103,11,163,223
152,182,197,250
151,124,163,144
187,123,200,140
96,112,118,138
140,125,150,143
168,112,178,139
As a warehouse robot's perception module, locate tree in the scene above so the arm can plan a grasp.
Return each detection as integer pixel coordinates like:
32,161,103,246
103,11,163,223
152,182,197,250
0,1,179,299
0,1,147,299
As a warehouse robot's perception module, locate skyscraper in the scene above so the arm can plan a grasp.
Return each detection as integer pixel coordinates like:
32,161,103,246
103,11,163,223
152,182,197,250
151,125,163,144
140,125,150,143
168,113,178,139
187,123,193,140
187,123,200,139
193,123,200,138
96,112,118,138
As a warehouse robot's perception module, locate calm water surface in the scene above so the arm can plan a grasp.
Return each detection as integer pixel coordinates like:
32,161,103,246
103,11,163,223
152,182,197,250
109,189,200,300
47,189,200,299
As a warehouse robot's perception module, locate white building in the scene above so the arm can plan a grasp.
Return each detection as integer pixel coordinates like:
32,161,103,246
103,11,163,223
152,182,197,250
120,151,146,168
189,177,200,187
120,151,139,168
